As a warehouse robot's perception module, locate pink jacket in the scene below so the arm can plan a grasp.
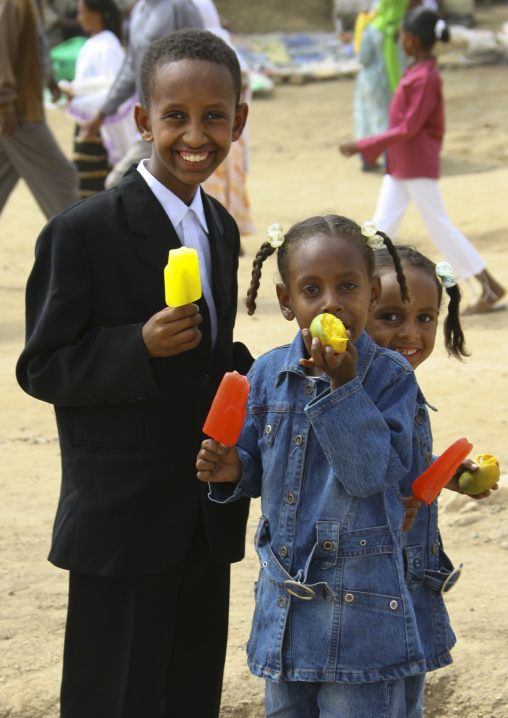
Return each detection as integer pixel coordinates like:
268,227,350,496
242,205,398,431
357,57,444,179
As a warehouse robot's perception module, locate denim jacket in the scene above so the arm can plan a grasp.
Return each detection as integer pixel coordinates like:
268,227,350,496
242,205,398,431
210,331,427,683
401,389,459,672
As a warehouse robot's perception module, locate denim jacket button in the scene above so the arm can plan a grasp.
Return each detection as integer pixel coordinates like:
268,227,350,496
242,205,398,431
432,543,439,554
416,414,424,425
305,384,313,395
344,593,354,603
390,600,398,610
323,541,334,551
265,425,272,434
426,453,433,464
279,597,286,608
414,558,422,568
295,434,303,446
286,492,295,505
280,545,288,558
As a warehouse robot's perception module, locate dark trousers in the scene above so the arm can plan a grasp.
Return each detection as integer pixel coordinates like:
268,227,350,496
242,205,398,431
60,518,230,718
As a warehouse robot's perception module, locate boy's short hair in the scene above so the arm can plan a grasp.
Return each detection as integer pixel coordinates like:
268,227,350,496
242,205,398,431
140,28,242,109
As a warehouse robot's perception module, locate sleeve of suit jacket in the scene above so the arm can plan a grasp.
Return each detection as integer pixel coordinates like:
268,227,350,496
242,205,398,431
16,211,162,407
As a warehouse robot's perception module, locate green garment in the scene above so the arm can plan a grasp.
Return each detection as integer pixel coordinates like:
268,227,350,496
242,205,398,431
372,0,408,92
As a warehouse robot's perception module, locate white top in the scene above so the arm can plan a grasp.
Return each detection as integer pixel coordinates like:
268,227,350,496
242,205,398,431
74,30,125,86
192,0,221,28
137,160,218,347
67,30,138,165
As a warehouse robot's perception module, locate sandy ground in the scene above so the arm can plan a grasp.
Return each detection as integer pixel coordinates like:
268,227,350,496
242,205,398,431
1,7,508,716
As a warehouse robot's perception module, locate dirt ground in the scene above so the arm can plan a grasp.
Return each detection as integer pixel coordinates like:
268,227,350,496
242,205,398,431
1,4,508,717
215,0,335,33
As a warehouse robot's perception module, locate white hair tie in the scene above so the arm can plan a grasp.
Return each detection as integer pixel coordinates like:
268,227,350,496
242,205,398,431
435,19,446,39
435,261,456,288
267,223,285,248
361,221,385,249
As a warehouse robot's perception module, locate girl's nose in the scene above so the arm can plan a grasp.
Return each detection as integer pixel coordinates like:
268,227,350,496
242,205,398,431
398,321,419,340
322,292,343,315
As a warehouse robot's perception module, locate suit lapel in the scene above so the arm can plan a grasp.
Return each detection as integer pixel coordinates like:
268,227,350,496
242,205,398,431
119,170,181,272
118,174,234,331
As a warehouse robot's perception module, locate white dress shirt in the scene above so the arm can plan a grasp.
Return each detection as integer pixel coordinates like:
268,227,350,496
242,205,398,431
137,160,218,347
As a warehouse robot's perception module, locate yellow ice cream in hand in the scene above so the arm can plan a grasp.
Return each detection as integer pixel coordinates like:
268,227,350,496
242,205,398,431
309,313,348,353
164,247,202,307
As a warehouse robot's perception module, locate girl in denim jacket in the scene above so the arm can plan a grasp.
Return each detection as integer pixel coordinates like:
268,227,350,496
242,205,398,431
366,245,499,716
197,216,430,717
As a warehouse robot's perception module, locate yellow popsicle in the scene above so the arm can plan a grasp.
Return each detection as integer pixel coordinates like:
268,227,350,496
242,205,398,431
164,247,202,307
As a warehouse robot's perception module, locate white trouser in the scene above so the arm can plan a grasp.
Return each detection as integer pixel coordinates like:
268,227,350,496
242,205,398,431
373,175,486,280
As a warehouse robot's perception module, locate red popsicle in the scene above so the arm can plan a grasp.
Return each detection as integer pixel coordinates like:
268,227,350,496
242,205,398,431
412,437,473,506
203,371,250,446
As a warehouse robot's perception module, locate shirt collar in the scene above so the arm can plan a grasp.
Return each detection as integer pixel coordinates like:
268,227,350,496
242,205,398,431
137,159,208,233
404,56,437,79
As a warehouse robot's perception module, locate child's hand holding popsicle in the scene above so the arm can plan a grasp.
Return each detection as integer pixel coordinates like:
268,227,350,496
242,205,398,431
142,247,203,358
196,440,242,484
196,371,250,484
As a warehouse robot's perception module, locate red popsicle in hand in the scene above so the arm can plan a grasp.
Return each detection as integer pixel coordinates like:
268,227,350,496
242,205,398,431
203,371,250,446
411,437,473,506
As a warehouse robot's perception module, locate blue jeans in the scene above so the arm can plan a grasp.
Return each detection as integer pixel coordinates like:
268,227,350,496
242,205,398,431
265,675,426,718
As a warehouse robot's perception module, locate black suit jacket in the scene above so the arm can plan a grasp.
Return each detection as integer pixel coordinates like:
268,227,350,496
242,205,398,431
16,169,252,577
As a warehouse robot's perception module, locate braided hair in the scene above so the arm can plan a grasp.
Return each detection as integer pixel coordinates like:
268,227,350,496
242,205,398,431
374,245,469,360
245,215,410,316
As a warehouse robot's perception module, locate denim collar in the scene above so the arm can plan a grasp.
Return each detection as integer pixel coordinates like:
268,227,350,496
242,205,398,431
275,330,376,388
418,387,437,413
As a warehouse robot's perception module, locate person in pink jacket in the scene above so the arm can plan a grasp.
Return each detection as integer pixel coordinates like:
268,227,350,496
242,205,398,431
340,6,506,315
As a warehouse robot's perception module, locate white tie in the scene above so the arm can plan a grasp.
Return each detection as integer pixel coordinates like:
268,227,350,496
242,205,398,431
181,208,218,348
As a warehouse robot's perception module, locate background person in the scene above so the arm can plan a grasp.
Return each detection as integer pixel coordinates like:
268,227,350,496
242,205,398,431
0,0,80,220
353,0,409,171
195,0,255,244
340,7,506,314
60,0,138,197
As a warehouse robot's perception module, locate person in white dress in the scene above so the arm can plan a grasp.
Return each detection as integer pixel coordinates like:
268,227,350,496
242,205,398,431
60,0,138,196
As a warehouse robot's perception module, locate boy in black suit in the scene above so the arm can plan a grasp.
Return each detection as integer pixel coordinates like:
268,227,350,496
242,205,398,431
16,29,252,718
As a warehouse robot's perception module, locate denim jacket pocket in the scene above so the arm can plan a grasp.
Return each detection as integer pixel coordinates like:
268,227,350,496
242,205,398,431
338,526,394,558
404,545,425,590
260,412,284,447
315,521,340,569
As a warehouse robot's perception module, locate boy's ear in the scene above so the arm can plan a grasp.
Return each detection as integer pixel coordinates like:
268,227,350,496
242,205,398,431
134,103,154,143
231,102,248,142
276,283,294,321
369,275,382,312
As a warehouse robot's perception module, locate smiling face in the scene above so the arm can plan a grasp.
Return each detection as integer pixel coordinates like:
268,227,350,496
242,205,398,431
135,58,247,204
366,264,440,369
276,233,381,346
